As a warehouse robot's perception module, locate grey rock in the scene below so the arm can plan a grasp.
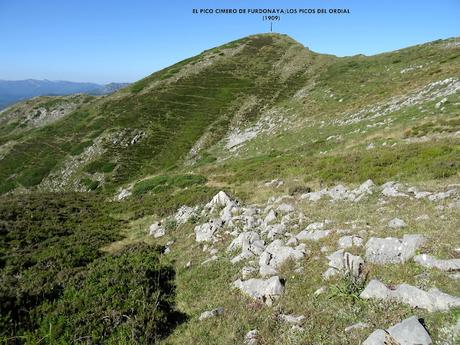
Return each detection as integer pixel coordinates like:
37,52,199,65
278,314,305,325
277,203,295,214
233,276,284,305
264,209,277,224
266,223,287,239
344,322,369,333
198,307,225,321
365,234,426,264
244,329,259,345
360,279,460,312
205,191,236,210
323,250,364,279
306,220,331,230
381,181,408,197
363,316,432,345
149,222,165,238
362,329,390,345
296,229,331,241
174,205,196,225
388,316,432,345
388,217,407,229
338,235,364,249
194,218,224,242
428,189,456,201
259,240,305,277
414,254,460,271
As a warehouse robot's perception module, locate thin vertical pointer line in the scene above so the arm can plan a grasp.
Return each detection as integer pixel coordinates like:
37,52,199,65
270,22,273,32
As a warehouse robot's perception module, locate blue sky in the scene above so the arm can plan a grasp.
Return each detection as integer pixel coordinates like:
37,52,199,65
0,0,458,83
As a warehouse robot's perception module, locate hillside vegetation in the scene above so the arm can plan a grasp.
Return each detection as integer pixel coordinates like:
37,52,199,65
0,34,459,344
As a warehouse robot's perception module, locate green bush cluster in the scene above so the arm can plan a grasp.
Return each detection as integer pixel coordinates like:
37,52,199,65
0,194,183,343
35,244,183,344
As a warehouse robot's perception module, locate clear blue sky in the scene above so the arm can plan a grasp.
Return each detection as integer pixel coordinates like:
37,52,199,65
0,0,458,84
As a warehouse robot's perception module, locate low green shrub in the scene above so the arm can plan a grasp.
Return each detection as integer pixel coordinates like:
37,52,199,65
35,243,183,344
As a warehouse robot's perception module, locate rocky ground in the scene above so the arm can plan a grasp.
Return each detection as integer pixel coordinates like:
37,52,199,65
140,179,460,344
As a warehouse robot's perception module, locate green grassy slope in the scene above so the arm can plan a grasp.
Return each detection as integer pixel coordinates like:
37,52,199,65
0,34,324,194
0,33,459,344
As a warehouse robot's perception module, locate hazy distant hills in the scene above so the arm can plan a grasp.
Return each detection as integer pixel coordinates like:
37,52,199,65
0,79,129,109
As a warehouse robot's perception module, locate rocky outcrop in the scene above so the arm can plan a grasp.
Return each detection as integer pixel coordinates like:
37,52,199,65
360,279,460,312
414,254,460,271
363,316,432,345
259,240,306,277
233,276,285,305
365,234,426,264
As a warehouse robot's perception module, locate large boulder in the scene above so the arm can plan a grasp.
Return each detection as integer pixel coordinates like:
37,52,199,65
323,250,364,279
360,279,460,312
259,240,305,277
205,191,237,211
194,218,224,242
363,316,432,345
365,234,426,264
414,254,460,271
148,222,165,238
233,276,285,305
227,231,265,264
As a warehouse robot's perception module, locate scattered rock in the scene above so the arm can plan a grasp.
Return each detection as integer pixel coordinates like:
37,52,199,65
296,229,331,241
387,316,432,345
174,205,196,225
360,279,460,311
149,222,165,238
276,203,294,214
338,235,364,249
363,316,432,345
323,250,364,279
265,223,287,239
233,276,285,305
381,181,408,197
388,218,407,229
205,191,237,211
265,179,284,188
264,209,277,224
244,329,259,345
227,232,265,264
278,314,305,325
117,188,132,200
300,180,375,202
194,218,224,242
365,234,426,264
414,254,460,271
259,240,305,277
428,189,457,201
344,322,369,333
198,307,225,321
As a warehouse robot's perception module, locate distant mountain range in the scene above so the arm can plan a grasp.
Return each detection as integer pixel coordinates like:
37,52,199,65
0,79,130,109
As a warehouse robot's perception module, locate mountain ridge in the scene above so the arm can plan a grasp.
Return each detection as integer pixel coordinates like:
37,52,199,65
0,32,459,344
0,79,130,110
